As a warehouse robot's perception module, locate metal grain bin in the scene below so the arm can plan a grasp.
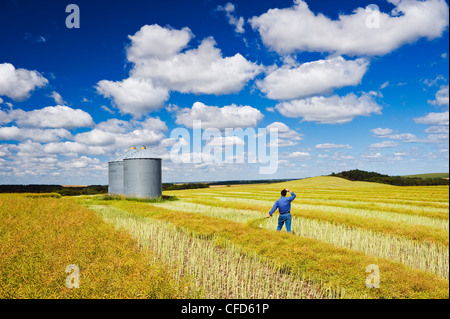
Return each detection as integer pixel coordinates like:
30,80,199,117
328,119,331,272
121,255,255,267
108,147,137,195
123,146,162,199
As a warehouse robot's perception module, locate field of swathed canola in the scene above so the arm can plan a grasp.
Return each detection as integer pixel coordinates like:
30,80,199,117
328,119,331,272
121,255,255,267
0,176,448,298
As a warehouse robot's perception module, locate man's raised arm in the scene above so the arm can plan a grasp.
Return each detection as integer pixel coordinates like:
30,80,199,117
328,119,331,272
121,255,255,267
287,189,296,202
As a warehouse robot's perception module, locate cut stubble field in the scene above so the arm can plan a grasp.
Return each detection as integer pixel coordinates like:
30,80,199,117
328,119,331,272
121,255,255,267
0,176,448,299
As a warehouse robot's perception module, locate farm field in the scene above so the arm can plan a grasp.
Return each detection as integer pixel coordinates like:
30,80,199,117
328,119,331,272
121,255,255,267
402,173,449,179
0,193,191,298
1,176,448,299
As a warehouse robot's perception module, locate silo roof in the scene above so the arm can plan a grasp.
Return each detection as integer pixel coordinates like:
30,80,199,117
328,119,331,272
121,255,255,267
109,148,137,162
124,147,161,159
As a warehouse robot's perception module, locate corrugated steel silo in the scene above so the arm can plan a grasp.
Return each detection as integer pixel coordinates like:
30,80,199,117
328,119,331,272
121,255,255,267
123,146,162,199
108,147,137,195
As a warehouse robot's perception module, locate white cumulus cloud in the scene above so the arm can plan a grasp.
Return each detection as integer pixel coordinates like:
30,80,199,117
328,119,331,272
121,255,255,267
74,117,168,149
286,151,311,158
249,0,449,56
371,128,394,136
414,111,449,126
428,85,449,106
257,56,369,100
0,105,94,129
43,141,106,156
97,24,261,116
174,101,264,129
315,143,352,149
371,127,421,143
0,126,71,143
275,93,382,124
361,152,382,159
369,141,400,148
126,24,192,60
96,77,169,117
0,63,48,100
130,35,261,95
265,122,303,147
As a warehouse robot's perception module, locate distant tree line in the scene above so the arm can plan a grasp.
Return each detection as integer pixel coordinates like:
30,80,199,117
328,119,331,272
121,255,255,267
162,183,209,190
330,169,449,186
0,183,209,195
0,185,108,196
207,179,295,186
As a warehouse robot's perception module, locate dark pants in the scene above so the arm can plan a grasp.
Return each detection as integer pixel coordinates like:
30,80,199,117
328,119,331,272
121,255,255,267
277,213,292,232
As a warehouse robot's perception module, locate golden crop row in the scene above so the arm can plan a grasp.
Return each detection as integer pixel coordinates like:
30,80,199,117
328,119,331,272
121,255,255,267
95,198,448,299
0,194,191,299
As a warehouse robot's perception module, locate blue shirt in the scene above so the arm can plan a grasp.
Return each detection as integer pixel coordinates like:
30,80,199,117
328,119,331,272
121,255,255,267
269,192,296,216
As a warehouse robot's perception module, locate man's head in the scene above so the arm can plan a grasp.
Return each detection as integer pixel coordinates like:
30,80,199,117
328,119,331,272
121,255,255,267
281,189,287,196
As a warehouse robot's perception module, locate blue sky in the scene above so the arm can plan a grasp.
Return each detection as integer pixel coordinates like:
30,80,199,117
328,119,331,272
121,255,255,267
0,0,448,184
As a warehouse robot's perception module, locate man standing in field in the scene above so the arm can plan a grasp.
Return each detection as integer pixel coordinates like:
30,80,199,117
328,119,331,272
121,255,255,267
266,189,296,233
